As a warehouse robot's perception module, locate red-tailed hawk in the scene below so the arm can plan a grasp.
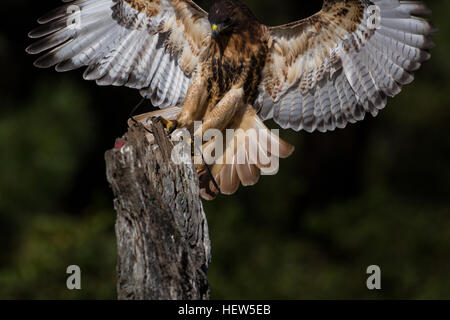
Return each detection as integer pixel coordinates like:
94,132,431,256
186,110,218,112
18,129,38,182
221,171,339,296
27,0,436,199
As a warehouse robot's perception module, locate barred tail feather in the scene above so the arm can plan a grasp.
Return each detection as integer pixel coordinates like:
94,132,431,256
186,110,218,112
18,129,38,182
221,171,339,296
199,107,294,200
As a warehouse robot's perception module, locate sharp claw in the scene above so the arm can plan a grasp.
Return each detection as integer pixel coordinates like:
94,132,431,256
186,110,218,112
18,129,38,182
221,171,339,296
155,116,178,134
155,117,199,158
168,120,178,134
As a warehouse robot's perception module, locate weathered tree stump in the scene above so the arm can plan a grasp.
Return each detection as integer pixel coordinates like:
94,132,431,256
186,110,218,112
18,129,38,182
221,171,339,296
105,121,211,300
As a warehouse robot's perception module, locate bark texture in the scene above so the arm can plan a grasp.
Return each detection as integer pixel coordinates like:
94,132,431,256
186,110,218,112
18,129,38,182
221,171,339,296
105,121,211,300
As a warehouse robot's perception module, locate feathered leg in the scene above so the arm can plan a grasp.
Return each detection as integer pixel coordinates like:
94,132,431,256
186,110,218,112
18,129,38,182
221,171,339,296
193,87,244,136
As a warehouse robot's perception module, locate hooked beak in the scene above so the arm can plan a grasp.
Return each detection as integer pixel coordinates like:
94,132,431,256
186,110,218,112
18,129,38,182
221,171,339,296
211,24,220,40
211,22,231,40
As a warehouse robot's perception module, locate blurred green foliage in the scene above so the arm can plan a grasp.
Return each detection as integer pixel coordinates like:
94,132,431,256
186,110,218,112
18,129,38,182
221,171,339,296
0,0,449,299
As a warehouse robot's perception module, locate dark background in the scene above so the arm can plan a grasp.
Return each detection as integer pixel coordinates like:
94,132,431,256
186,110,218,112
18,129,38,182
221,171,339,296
0,0,448,299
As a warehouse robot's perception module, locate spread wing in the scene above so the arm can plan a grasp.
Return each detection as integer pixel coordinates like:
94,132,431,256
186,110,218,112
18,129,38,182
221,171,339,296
256,0,436,132
26,0,211,108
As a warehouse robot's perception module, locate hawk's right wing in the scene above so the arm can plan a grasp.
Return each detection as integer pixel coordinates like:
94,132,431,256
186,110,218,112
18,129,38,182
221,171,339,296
27,0,211,108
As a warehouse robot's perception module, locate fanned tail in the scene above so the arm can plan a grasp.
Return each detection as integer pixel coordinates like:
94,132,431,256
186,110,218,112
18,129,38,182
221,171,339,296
198,107,294,200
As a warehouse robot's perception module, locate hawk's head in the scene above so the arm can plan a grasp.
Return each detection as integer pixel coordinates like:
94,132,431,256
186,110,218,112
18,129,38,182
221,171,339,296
208,0,258,40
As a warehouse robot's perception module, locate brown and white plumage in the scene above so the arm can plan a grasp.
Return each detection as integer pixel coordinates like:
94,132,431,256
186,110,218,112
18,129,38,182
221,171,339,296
27,0,436,199
27,0,211,108
257,0,437,132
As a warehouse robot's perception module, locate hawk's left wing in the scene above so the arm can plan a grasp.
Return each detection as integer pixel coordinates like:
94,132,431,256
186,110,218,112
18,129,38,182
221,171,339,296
256,0,436,133
27,0,211,108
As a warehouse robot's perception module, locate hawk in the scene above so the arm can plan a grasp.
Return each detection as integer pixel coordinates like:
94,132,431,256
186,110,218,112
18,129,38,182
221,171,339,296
27,0,436,199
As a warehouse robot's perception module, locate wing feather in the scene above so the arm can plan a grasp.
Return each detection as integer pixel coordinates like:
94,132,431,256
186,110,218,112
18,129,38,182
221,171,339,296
256,0,436,132
27,0,211,108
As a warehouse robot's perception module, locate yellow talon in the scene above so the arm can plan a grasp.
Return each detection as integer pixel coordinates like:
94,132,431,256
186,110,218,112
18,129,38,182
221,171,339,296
157,116,178,134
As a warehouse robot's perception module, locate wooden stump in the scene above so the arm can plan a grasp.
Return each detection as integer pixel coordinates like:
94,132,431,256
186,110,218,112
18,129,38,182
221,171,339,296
105,121,211,300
